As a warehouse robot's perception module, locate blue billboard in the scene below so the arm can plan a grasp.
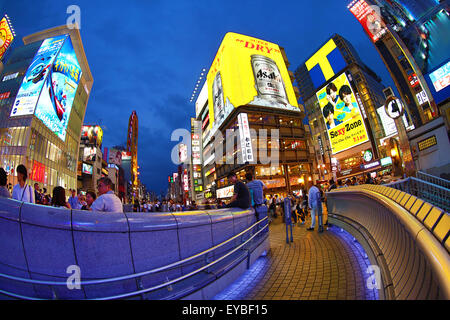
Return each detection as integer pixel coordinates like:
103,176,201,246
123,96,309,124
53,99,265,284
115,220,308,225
34,35,82,141
10,35,66,117
424,60,450,105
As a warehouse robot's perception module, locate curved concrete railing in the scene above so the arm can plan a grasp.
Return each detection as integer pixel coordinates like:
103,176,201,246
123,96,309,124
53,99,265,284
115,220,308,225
0,197,269,300
327,184,450,300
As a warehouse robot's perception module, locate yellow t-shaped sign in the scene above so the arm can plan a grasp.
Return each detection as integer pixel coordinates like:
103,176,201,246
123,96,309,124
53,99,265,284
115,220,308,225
305,39,338,82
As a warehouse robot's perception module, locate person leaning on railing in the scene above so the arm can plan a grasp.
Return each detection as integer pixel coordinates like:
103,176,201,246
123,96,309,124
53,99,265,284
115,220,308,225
90,177,123,213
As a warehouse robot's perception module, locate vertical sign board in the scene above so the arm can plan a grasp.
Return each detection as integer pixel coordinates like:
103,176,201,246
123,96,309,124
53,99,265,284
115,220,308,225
237,113,254,163
191,119,202,165
348,0,387,43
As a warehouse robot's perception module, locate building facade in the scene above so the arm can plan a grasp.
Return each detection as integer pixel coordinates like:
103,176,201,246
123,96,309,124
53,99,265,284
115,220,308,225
295,34,397,183
348,0,450,177
0,25,93,194
348,0,449,126
194,32,313,202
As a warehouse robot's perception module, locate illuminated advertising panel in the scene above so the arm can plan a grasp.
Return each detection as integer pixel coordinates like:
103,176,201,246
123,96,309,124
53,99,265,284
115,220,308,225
82,163,93,175
376,105,414,136
216,185,234,199
121,151,131,160
179,143,188,163
0,92,10,100
83,146,96,162
81,126,103,147
237,113,254,162
0,16,15,61
380,156,392,167
109,148,122,166
11,35,66,117
305,38,347,89
183,173,189,191
195,82,208,118
316,72,369,154
191,119,202,165
206,32,299,137
348,0,387,43
417,135,437,152
31,160,46,184
34,35,82,141
425,60,450,105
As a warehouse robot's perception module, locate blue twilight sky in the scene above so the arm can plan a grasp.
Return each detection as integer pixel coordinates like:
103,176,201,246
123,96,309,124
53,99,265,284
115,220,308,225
1,0,397,193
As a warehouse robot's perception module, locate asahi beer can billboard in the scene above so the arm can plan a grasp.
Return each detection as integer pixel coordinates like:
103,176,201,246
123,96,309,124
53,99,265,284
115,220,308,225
206,32,299,138
251,55,288,105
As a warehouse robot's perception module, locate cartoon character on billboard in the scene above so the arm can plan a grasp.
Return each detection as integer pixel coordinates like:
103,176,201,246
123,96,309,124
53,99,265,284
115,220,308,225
27,56,53,84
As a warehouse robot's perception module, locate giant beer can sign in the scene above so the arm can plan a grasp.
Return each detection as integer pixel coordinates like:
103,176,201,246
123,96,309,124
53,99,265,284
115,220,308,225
206,32,300,139
251,55,288,105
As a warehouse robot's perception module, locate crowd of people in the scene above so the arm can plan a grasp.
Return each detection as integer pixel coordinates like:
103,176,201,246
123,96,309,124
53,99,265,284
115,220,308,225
222,171,392,234
0,165,123,213
0,163,391,219
131,199,201,212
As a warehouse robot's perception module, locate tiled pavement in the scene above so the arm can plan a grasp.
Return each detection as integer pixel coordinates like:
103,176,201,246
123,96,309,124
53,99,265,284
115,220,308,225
214,206,378,300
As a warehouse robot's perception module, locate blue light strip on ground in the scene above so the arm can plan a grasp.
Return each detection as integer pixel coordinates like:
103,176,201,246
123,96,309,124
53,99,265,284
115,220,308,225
214,225,380,300
328,225,379,300
213,256,268,300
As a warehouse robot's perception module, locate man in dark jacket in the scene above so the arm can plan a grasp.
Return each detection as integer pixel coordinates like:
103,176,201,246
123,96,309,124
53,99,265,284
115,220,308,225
226,172,251,209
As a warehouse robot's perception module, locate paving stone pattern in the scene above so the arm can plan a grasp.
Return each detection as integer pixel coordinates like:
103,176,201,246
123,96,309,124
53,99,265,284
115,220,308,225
214,206,378,300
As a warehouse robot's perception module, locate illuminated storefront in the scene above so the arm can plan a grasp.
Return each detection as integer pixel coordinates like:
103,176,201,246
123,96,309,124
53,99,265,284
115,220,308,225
0,26,93,194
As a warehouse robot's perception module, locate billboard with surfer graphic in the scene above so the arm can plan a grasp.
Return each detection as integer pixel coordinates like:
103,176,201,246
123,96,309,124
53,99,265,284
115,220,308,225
10,34,82,141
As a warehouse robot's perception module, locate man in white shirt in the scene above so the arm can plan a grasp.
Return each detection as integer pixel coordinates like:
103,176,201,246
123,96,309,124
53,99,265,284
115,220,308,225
90,177,123,213
12,165,35,204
